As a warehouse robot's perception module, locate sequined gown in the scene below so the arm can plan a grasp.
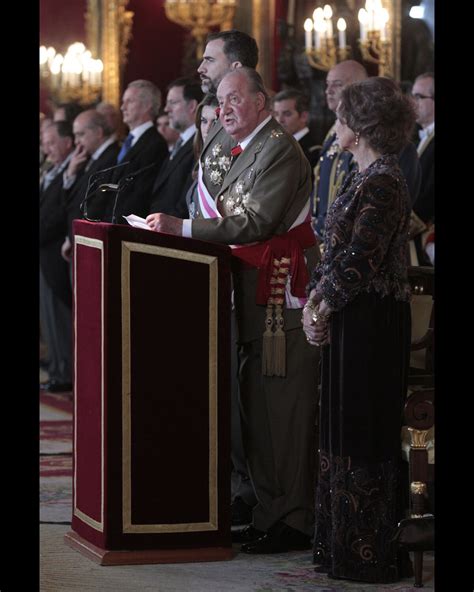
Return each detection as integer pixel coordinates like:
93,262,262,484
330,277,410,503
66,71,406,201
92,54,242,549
308,154,412,583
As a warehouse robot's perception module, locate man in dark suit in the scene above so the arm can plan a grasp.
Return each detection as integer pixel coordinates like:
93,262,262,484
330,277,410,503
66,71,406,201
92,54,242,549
147,78,203,218
39,121,75,392
272,89,320,171
410,72,434,266
61,109,120,259
99,79,169,223
146,68,319,555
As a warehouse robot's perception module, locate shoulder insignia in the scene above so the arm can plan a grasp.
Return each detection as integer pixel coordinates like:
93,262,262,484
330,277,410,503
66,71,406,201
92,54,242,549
270,129,284,138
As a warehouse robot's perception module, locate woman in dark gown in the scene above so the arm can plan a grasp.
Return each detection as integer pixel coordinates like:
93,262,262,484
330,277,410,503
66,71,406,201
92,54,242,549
302,77,416,584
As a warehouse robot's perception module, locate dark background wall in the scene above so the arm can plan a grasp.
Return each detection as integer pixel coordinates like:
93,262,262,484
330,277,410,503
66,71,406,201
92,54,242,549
124,0,187,90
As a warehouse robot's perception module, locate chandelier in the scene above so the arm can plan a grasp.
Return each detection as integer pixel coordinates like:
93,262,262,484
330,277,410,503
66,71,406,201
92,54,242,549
40,42,104,105
164,0,238,60
304,0,391,76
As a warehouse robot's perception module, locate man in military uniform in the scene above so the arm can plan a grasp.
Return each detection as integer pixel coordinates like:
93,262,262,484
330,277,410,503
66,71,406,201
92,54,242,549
312,60,367,240
146,68,319,554
197,29,261,527
313,61,421,243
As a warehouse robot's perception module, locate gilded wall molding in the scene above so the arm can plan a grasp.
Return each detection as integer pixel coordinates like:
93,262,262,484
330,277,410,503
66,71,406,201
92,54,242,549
87,0,134,107
252,0,274,89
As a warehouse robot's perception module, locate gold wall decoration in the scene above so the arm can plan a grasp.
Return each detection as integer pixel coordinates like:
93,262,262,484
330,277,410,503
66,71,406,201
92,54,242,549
87,0,134,107
164,0,238,60
252,0,274,89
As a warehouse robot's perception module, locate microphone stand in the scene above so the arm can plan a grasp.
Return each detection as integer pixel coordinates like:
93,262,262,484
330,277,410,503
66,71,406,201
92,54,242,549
110,163,157,224
80,161,130,222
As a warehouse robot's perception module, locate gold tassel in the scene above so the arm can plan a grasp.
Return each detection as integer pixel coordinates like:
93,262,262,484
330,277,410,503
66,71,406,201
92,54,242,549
273,304,286,377
262,303,274,376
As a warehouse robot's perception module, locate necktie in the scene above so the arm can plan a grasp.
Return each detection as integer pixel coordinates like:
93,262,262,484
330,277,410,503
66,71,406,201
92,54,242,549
170,136,183,159
117,133,134,163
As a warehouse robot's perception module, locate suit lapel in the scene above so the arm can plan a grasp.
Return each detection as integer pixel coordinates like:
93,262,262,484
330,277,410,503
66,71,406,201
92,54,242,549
152,137,194,194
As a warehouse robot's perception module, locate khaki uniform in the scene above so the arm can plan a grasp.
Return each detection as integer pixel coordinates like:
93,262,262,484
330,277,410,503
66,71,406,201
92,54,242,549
193,117,320,536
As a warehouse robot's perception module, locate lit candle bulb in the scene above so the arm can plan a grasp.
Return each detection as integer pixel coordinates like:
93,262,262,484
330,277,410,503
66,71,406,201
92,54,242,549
358,8,368,41
313,7,324,49
304,19,313,51
323,4,333,38
380,8,389,41
337,18,347,49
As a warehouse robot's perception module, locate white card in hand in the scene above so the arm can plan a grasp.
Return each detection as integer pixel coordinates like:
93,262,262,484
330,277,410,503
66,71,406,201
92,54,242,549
123,214,150,230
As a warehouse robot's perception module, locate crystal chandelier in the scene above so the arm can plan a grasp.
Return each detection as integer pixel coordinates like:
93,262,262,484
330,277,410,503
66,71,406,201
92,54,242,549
40,42,104,105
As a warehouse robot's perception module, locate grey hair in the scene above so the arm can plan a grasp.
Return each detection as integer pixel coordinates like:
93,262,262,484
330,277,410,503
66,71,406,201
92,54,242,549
126,80,162,119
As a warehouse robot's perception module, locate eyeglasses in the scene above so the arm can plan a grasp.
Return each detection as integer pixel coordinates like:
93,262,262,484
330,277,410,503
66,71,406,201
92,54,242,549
411,93,434,101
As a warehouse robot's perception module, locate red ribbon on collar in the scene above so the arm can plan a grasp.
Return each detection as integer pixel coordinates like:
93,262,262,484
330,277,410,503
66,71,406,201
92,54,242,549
231,144,243,157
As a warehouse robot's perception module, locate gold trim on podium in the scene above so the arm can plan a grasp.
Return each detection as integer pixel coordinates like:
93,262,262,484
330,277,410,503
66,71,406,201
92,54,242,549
73,236,105,532
121,242,219,533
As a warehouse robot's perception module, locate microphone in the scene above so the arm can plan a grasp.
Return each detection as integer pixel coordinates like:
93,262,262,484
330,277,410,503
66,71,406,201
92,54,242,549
110,162,158,224
80,162,158,224
80,160,131,221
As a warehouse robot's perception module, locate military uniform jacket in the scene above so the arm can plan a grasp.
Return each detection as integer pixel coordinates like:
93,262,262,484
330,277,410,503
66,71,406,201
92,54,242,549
193,117,318,342
313,125,354,239
193,117,313,244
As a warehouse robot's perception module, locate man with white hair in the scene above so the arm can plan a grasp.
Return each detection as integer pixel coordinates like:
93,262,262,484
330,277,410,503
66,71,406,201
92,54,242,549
146,68,319,555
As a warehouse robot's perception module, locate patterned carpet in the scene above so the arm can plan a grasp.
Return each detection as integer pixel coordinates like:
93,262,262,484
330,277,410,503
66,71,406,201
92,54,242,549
39,383,434,590
40,388,73,524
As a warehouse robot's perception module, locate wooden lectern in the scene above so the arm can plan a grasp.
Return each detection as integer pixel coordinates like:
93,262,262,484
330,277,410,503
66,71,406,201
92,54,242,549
64,220,234,565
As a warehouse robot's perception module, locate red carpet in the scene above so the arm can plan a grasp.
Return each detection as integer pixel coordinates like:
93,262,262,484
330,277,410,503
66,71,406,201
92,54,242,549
40,389,73,523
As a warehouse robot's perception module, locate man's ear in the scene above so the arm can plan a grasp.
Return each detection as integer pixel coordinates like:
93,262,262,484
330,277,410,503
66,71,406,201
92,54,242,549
301,110,309,125
188,99,198,115
230,61,243,70
255,92,266,110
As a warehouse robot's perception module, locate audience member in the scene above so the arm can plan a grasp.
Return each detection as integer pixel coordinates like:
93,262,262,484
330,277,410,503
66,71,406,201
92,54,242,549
40,115,54,182
96,100,126,143
185,93,219,219
156,110,181,153
303,77,416,583
39,121,75,393
146,68,319,555
272,89,320,170
61,109,120,261
313,61,421,241
147,78,203,217
100,79,169,222
53,102,83,125
410,72,434,266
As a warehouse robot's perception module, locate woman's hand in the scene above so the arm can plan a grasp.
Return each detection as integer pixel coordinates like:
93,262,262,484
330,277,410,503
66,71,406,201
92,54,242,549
302,296,332,347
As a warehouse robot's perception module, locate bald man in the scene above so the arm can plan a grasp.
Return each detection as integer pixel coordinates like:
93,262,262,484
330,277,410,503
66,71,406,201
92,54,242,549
312,60,421,241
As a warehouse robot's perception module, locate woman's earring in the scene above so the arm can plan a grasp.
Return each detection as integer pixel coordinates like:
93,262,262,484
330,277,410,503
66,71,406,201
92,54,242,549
354,132,360,146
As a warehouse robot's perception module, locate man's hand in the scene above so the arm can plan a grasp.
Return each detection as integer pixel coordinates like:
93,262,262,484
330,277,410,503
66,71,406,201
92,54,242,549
146,213,183,236
61,236,72,262
66,145,88,177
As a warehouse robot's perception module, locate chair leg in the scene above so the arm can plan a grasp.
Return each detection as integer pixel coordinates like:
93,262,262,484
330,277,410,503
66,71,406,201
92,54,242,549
413,551,424,587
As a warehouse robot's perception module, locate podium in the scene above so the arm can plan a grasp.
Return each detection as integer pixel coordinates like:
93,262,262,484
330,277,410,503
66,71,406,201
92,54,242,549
64,220,234,565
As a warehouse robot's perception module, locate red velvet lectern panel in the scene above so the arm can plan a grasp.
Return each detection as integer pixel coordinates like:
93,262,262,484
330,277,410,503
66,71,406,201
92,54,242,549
70,220,232,556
